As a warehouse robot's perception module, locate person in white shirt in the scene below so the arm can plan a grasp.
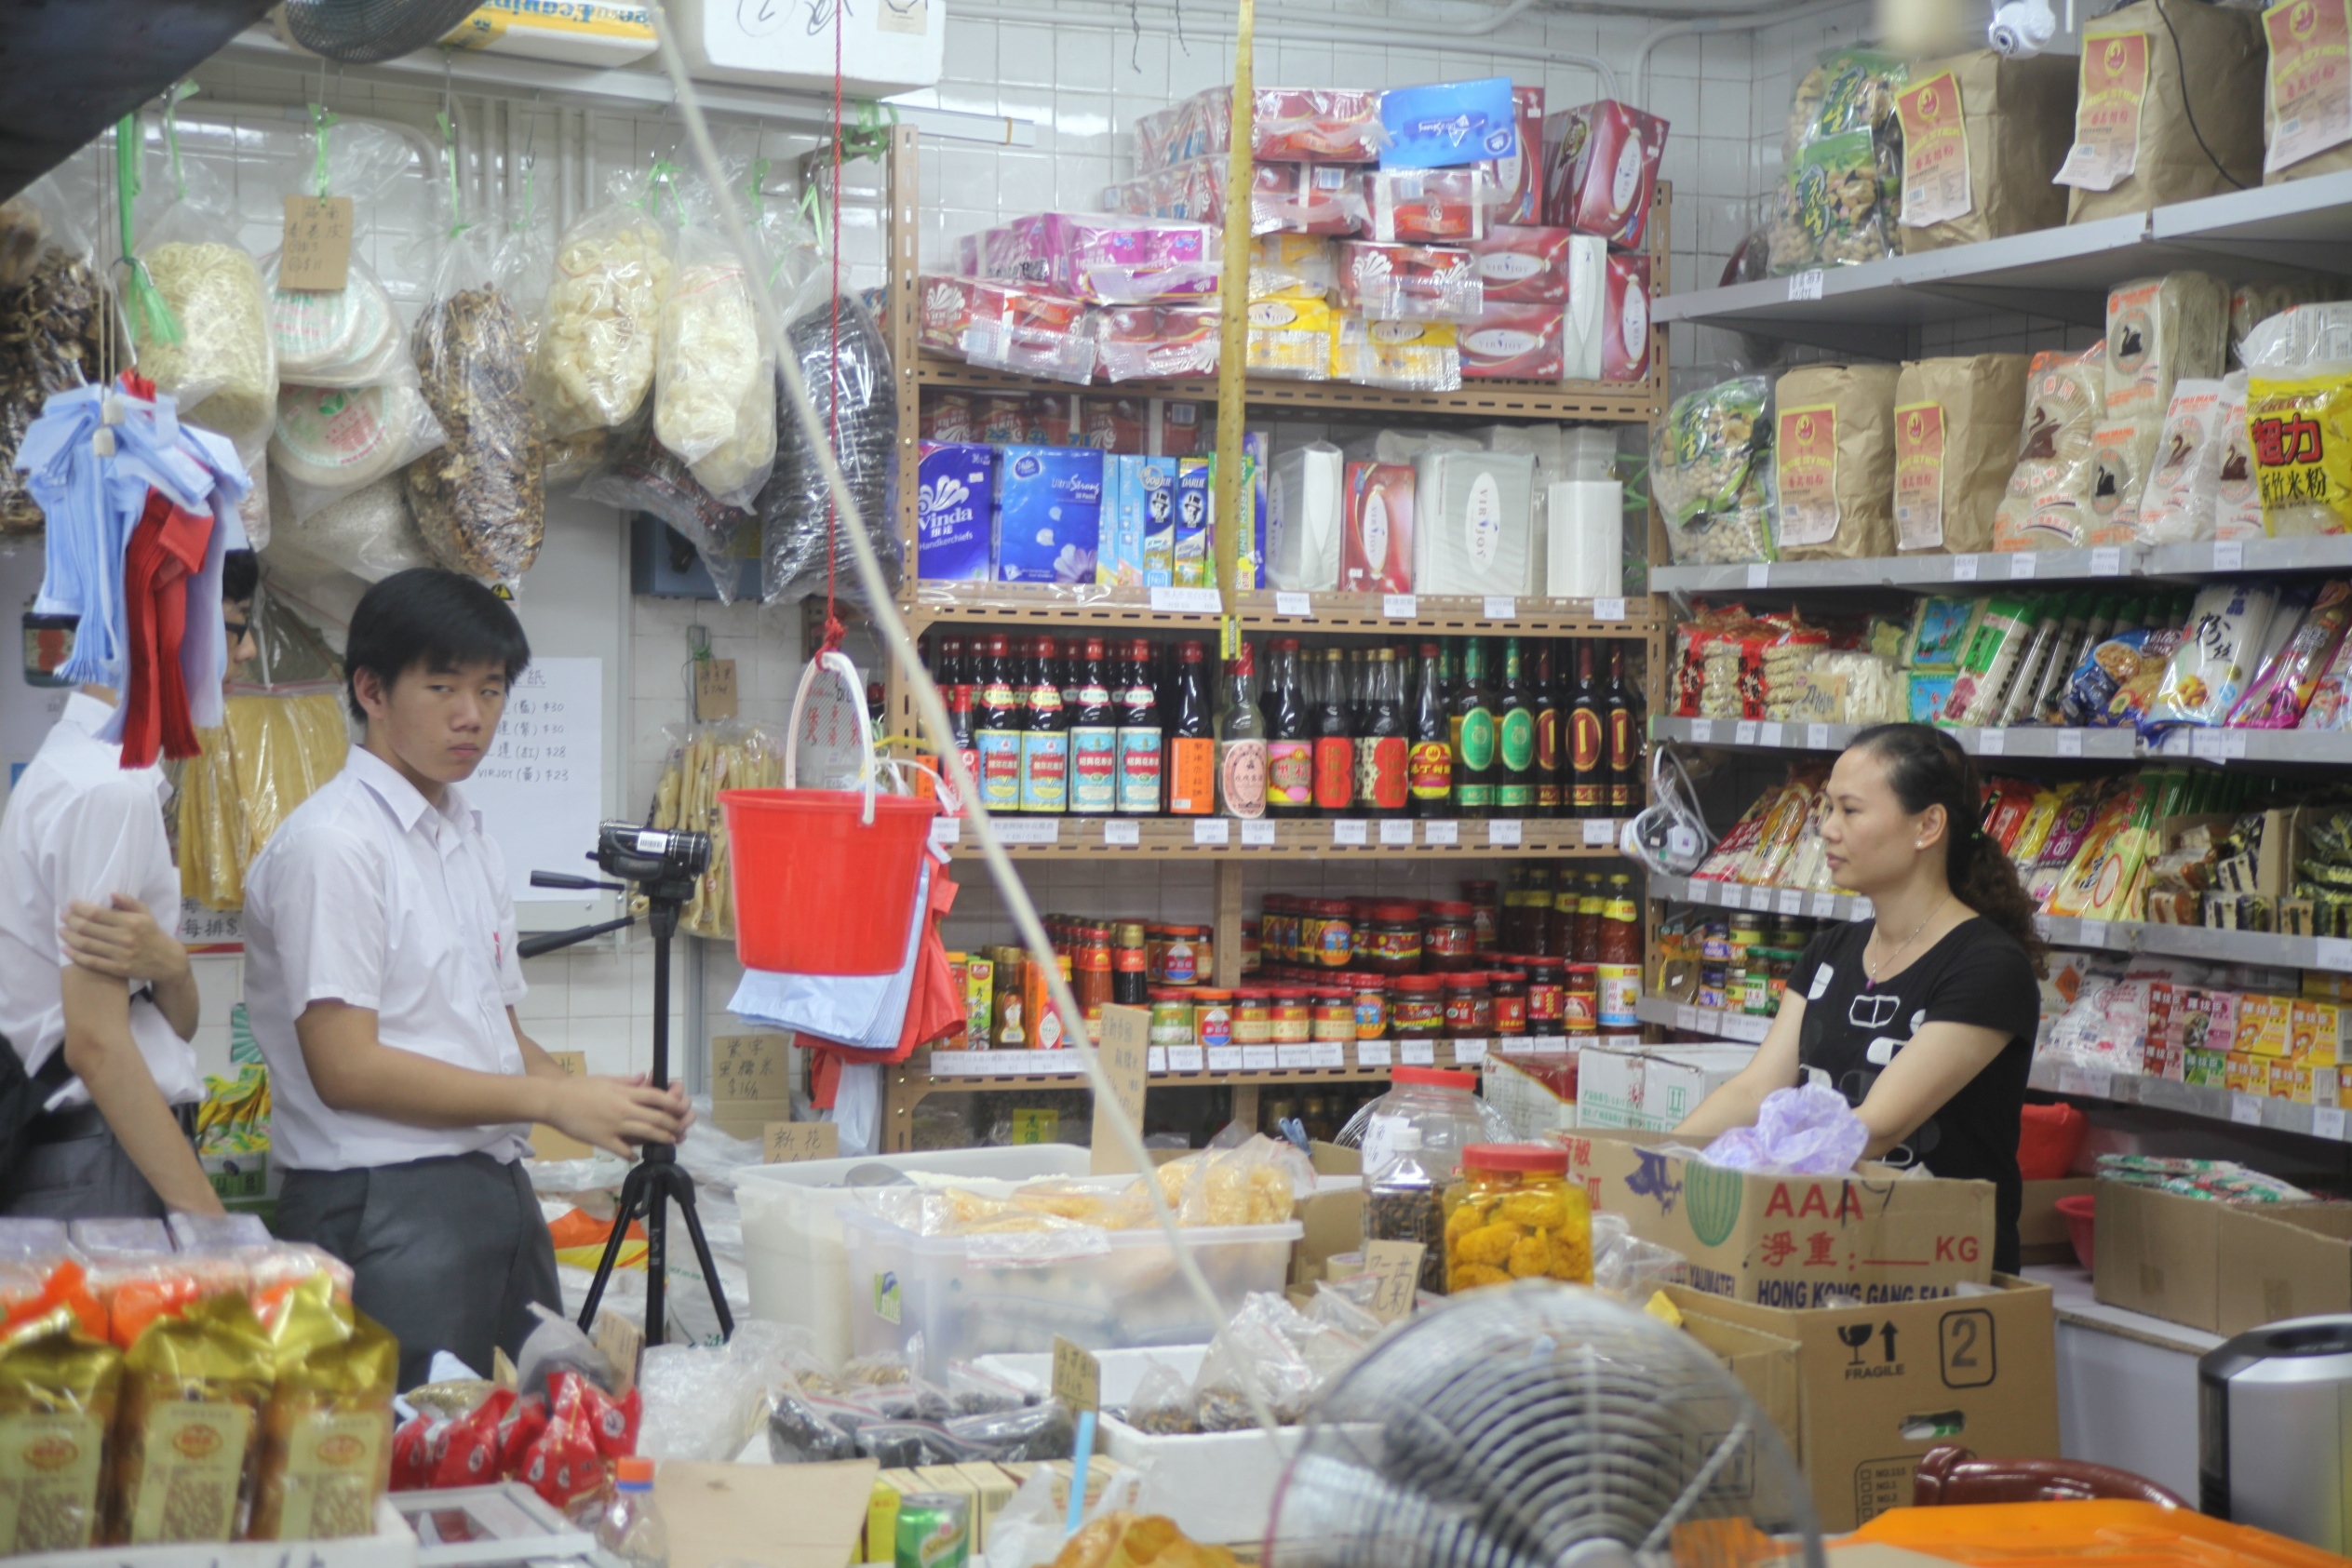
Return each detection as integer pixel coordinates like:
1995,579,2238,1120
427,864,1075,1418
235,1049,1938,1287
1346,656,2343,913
244,569,687,1385
0,550,260,1220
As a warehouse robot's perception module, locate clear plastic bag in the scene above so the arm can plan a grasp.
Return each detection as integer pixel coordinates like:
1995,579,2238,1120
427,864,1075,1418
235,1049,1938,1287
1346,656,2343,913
2243,302,2352,536
266,256,406,388
1166,1133,1311,1227
579,418,754,603
1122,1357,1199,1435
943,1400,1075,1461
1700,1080,1870,1174
1589,1212,1687,1302
1772,50,1910,273
531,169,674,437
0,176,112,536
134,163,277,437
1653,375,1778,565
759,293,900,606
405,225,544,586
766,1381,858,1463
654,203,776,508
270,376,446,521
266,474,432,583
1192,1296,1314,1430
1992,343,2107,551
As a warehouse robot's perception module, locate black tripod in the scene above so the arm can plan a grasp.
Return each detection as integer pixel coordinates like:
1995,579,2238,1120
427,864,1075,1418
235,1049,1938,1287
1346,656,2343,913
524,823,735,1347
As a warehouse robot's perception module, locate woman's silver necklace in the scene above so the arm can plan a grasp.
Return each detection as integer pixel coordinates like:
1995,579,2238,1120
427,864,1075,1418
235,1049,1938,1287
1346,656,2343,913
1863,894,1949,991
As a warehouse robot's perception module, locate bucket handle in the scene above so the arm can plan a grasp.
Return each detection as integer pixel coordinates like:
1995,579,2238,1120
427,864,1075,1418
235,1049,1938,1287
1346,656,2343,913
786,650,880,826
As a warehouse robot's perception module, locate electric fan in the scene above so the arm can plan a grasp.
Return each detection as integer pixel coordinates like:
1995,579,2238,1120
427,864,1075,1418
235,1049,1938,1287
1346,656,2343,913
279,0,487,63
1265,1281,1824,1568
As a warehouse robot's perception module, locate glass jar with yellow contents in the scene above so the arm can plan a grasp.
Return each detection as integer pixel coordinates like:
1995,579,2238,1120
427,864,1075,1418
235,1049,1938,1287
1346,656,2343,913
1442,1145,1593,1293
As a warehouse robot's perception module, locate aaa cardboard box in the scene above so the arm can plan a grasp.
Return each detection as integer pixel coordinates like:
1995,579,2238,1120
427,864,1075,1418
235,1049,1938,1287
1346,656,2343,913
1562,1129,1996,1308
1668,1278,2059,1533
2093,1177,2352,1334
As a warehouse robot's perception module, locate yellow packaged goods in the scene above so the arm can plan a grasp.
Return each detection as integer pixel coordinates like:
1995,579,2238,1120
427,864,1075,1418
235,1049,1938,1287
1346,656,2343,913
0,1307,121,1554
1442,1144,1592,1293
178,694,350,912
1772,364,1900,560
1245,296,1334,379
1895,51,2077,253
653,224,777,506
1891,355,2030,553
135,234,278,438
2265,0,2352,181
650,721,784,938
2061,0,2265,221
1993,343,2107,549
249,1275,396,1542
2243,302,2352,535
110,1292,273,1544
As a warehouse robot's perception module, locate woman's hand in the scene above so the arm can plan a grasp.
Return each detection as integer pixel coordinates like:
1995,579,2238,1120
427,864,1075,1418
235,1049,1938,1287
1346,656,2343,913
61,894,191,986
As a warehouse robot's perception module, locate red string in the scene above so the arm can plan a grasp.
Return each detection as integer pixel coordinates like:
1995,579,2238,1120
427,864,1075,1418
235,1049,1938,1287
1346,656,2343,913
818,0,846,656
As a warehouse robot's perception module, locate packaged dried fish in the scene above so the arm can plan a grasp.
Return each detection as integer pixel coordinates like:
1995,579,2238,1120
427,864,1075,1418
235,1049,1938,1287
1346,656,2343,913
0,178,110,536
531,172,675,437
405,228,544,586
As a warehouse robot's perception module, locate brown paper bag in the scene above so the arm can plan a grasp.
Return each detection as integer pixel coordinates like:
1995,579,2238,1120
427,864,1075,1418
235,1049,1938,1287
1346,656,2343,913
1898,51,2077,253
1774,364,1902,561
1893,355,2031,555
2263,0,2352,183
2064,0,2265,222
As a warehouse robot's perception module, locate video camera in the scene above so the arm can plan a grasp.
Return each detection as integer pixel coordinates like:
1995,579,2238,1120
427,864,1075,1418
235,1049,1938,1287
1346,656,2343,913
594,821,710,893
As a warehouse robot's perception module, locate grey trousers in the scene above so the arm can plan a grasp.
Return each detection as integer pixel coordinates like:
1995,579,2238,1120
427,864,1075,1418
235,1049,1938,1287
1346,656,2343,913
276,1151,560,1391
0,1119,168,1221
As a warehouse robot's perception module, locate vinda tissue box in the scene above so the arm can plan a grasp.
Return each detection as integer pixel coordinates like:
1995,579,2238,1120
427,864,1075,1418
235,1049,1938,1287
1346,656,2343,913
918,442,994,582
1412,449,1535,595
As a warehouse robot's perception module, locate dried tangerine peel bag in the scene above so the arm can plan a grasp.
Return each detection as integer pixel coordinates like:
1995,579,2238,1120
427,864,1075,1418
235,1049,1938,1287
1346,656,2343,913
0,1306,121,1554
113,1292,273,1545
250,1274,396,1542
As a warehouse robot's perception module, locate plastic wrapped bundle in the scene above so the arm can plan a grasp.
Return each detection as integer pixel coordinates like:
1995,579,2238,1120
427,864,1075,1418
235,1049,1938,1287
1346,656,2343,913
405,230,544,585
1653,375,1776,565
1772,50,1910,273
0,181,109,535
531,182,673,436
653,220,776,507
136,191,278,438
760,296,900,606
579,420,755,604
265,476,433,584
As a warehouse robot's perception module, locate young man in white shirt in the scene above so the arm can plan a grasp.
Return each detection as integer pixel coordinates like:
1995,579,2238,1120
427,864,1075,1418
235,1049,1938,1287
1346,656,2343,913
245,569,688,1386
0,550,261,1220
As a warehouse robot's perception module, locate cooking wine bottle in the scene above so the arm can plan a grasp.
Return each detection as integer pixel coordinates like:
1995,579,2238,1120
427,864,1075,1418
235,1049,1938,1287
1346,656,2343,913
1409,641,1453,818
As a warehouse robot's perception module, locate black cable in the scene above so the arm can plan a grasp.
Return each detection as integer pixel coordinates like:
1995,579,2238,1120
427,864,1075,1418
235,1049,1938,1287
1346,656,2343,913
2154,0,2248,191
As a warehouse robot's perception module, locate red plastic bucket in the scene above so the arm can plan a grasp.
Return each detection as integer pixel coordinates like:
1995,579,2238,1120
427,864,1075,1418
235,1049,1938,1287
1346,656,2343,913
2056,1194,2097,1273
720,787,938,974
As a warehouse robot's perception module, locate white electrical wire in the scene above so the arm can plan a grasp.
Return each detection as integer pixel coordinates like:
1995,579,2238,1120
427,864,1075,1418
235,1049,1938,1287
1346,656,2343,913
639,0,1292,1450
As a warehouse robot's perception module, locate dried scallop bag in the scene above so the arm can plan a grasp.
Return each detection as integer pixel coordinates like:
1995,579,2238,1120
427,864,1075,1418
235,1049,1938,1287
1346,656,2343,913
131,158,276,440
0,176,113,536
2243,301,2352,536
531,169,675,437
654,205,776,508
1993,342,2106,549
760,294,901,606
405,224,544,585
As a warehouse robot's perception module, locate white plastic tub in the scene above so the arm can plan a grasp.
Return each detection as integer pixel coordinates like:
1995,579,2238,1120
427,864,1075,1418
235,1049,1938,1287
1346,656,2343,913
736,1144,1094,1364
1102,1415,1313,1547
840,1207,1301,1375
974,1345,1209,1408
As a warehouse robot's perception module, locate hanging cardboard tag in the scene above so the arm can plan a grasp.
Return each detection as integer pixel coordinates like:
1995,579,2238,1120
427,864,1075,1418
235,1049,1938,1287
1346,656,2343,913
762,1120,840,1164
593,1307,645,1397
694,658,739,720
1362,1240,1426,1323
1088,1004,1152,1174
712,1033,792,1102
279,194,354,291
1052,1336,1101,1414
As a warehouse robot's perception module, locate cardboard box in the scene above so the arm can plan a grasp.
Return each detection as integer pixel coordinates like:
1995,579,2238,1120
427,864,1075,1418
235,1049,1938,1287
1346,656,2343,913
655,1459,875,1568
1668,1279,2059,1533
1484,1053,1579,1139
2018,1177,2096,1266
2094,1177,2352,1334
1574,1041,1754,1132
1564,1129,1997,1308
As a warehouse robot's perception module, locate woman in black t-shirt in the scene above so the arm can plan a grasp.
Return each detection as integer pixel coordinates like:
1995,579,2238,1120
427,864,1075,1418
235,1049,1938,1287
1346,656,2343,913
1676,723,2046,1271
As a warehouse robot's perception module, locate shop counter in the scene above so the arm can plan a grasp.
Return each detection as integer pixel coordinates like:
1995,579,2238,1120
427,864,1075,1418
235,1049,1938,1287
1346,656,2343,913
2023,1262,2219,1501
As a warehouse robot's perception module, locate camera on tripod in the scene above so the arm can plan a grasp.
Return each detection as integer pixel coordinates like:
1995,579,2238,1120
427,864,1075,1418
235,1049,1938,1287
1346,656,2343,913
594,821,710,898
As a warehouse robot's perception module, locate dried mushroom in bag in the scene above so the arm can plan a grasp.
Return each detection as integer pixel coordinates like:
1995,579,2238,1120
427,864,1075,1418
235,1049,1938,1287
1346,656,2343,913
0,179,111,535
760,294,901,605
531,171,675,437
405,228,544,585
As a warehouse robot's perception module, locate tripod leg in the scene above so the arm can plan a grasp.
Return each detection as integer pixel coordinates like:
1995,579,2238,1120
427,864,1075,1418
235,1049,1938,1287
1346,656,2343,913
644,1189,667,1349
666,1176,736,1342
576,1161,651,1334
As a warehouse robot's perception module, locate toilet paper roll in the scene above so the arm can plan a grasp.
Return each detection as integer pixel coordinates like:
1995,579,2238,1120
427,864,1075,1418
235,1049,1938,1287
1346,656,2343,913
1547,478,1623,598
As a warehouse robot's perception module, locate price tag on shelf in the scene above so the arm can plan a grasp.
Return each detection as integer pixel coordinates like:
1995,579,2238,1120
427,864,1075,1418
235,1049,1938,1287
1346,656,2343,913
1487,819,1523,848
1745,564,1770,590
1149,586,1223,613
2057,730,2083,758
1690,718,1715,743
2090,546,2122,577
1381,819,1416,846
1194,819,1231,846
1146,1048,1166,1072
1952,555,1979,583
1333,819,1369,846
1787,268,1824,301
2056,1065,2113,1100
1759,722,1784,748
1242,819,1277,846
1583,818,1615,846
1777,888,1804,916
2318,1107,2348,1141
2009,553,2037,581
2315,937,2352,972
1276,1044,1316,1069
931,816,962,846
1424,820,1459,846
1852,897,1875,921
1734,720,1759,746
1384,594,1418,620
1452,1039,1488,1065
1594,596,1627,622
1356,1040,1393,1068
1531,1036,1569,1055
1978,729,2005,757
2212,541,2245,572
1275,592,1312,617
1167,1046,1204,1072
1806,723,1831,750
1484,596,1517,621
1242,1046,1280,1070
1718,883,1745,910
1104,820,1140,846
2232,1092,2265,1127
1310,1041,1347,1069
1207,1047,1244,1071
996,819,1060,845
1400,1039,1437,1065
1810,891,1838,918
2079,918,2110,947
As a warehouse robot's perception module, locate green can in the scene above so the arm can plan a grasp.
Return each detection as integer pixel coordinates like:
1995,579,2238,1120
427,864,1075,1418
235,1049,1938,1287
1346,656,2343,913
894,1492,971,1568
1147,990,1195,1048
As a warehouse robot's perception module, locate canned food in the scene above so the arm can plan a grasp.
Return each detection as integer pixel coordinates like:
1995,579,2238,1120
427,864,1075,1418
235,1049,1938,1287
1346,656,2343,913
895,1492,971,1568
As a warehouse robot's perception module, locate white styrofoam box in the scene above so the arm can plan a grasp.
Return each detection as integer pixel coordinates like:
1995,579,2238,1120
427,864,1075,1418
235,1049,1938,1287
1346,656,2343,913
668,0,946,96
975,1343,1209,1407
1101,1415,1313,1546
1576,1041,1755,1131
1268,444,1343,592
46,1496,416,1568
736,1143,1092,1362
1411,449,1535,596
841,1206,1301,1375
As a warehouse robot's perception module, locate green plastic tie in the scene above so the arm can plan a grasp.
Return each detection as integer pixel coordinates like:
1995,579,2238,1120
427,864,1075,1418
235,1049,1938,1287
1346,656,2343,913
308,103,339,200
437,111,470,236
644,156,680,225
163,82,195,199
116,113,181,350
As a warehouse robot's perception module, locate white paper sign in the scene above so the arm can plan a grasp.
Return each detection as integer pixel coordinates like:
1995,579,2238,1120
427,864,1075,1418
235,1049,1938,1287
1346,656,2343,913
1356,1040,1393,1068
1400,1039,1437,1065
1759,722,1784,748
1593,596,1627,622
1484,596,1516,620
1275,592,1312,617
2212,541,2245,571
2315,938,2352,972
2057,730,2083,758
1690,719,1715,743
1381,819,1416,845
1452,1039,1488,1065
996,818,1061,845
1167,1046,1205,1072
1745,564,1769,590
1383,594,1418,619
931,816,962,846
2318,1107,2348,1141
1310,1041,1347,1068
1149,586,1222,613
1207,1047,1244,1070
2232,1092,2265,1127
1194,818,1231,845
1242,819,1277,846
1104,820,1140,846
1487,819,1523,847
1425,820,1459,846
1146,1048,1166,1072
1807,723,1831,750
1811,891,1838,918
1242,1046,1280,1070
2009,553,2037,580
1777,888,1804,916
1333,819,1369,846
1735,720,1758,746
1583,818,1614,846
1979,728,2005,757
1276,1044,1316,1069
1952,555,1979,582
1787,268,1824,301
2090,546,2122,577
472,657,606,903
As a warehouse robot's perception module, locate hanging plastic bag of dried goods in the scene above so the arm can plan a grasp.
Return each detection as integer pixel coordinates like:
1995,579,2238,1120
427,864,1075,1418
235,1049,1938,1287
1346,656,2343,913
494,156,611,490
129,109,277,442
264,475,433,585
760,294,900,607
654,176,777,511
530,163,677,439
0,175,113,537
578,419,756,604
262,111,413,389
405,122,544,588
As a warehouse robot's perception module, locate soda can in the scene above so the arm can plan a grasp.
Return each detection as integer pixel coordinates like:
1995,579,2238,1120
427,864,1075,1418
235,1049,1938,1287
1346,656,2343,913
894,1492,971,1568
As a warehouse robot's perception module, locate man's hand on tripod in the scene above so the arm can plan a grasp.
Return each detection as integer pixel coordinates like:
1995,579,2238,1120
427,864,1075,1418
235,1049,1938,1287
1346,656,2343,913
544,1075,690,1159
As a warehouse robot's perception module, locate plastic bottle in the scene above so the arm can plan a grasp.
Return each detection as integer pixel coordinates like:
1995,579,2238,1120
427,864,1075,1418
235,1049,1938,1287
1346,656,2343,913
598,1456,667,1567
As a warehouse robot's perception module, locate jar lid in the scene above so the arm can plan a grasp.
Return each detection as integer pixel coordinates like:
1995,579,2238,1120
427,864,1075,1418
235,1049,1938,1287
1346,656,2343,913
1566,963,1598,976
1463,1143,1570,1174
1270,986,1311,999
1443,972,1486,989
1315,990,1353,1002
1147,987,1192,1001
1350,972,1389,990
1429,901,1475,918
1490,968,1527,984
1392,974,1445,993
1306,899,1352,916
1391,1065,1475,1089
1192,988,1236,1000
1371,902,1422,921
1522,956,1565,972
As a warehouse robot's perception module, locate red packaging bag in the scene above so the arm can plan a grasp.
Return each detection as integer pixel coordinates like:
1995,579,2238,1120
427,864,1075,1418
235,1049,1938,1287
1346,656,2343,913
517,1395,606,1514
1334,241,1481,322
1460,303,1566,381
1542,101,1669,248
1469,225,1575,305
1096,302,1221,382
1343,462,1416,593
430,1387,517,1490
1368,167,1490,244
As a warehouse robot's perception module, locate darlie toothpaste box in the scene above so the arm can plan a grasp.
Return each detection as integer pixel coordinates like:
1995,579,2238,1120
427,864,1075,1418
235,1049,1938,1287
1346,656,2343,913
917,443,994,582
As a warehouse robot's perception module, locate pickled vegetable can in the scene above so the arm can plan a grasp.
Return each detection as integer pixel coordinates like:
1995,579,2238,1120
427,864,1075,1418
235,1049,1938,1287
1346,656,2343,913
1443,1144,1593,1293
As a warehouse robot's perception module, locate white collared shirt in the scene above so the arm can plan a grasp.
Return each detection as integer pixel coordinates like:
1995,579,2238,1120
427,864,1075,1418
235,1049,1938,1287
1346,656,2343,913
243,744,531,1172
0,692,201,1108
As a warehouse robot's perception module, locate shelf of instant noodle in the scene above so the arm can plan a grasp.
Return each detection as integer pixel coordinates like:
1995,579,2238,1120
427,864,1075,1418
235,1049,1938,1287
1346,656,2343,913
929,813,1634,858
901,583,1654,636
2027,1056,2352,1144
1650,715,2139,761
911,352,1662,423
909,1037,1510,1087
1651,537,2352,596
1633,996,1774,1043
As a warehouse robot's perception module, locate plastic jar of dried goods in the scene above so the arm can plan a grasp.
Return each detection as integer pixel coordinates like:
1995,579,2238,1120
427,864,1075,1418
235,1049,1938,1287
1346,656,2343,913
1443,1144,1593,1293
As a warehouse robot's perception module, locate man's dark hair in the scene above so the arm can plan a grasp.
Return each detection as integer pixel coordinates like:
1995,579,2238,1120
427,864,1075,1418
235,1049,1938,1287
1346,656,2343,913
222,548,258,604
343,569,531,723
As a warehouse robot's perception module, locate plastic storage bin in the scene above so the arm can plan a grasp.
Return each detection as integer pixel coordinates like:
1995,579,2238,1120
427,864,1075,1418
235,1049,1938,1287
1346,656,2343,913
736,1144,1094,1362
840,1205,1302,1374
